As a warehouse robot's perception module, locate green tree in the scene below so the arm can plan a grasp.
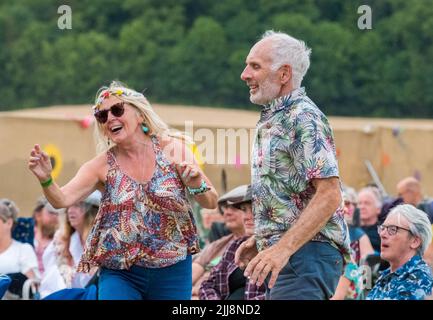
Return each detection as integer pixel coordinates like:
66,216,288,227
0,4,35,109
117,5,186,100
307,21,355,115
259,0,320,21
350,32,387,116
0,0,431,117
5,22,56,108
165,17,228,106
39,32,118,105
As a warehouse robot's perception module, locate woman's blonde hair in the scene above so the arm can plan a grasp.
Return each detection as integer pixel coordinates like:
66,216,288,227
59,201,99,265
92,80,191,154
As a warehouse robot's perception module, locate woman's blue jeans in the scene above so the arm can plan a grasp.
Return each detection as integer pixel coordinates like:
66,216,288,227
98,255,192,300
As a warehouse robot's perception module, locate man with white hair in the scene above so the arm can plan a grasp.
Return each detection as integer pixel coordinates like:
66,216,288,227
367,204,433,300
235,30,350,299
358,187,383,253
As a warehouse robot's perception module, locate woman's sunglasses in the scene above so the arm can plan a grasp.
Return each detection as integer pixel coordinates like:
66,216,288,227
94,102,125,124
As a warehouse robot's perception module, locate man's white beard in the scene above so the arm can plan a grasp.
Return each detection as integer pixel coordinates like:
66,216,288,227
250,77,281,105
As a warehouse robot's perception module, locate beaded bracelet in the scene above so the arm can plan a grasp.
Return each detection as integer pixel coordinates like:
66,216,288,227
40,176,53,188
187,179,210,196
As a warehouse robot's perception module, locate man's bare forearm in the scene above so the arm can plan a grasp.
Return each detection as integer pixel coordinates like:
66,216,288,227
275,178,341,256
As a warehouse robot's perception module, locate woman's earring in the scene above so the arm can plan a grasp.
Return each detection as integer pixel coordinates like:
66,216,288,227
107,138,110,146
141,123,149,134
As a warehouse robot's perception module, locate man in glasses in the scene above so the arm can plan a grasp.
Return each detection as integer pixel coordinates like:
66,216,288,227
367,204,433,300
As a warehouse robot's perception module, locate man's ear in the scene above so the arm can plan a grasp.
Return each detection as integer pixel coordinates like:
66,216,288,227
410,235,422,251
280,64,292,85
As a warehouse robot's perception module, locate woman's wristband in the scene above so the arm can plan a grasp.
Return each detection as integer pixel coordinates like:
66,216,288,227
187,179,210,196
40,176,53,188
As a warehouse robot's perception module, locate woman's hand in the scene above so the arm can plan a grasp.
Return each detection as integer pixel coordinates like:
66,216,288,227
176,162,203,188
28,144,52,182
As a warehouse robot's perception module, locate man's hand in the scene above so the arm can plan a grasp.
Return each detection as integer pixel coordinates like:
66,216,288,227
243,243,291,289
235,236,258,270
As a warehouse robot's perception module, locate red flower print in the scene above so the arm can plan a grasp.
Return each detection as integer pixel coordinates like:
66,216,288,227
307,167,321,179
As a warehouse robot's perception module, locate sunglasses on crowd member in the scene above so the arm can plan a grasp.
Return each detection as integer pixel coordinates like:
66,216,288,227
219,203,237,214
377,224,412,236
220,203,244,212
93,102,125,124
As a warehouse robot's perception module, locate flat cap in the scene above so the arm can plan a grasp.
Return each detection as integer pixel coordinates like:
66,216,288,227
218,184,249,205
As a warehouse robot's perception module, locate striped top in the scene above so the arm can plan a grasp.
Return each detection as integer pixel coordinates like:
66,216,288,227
77,135,199,272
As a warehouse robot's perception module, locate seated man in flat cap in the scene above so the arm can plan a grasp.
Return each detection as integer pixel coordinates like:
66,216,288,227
200,185,266,300
191,185,248,299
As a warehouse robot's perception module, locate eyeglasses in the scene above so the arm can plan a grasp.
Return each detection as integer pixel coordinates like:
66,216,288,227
377,224,412,236
93,102,125,124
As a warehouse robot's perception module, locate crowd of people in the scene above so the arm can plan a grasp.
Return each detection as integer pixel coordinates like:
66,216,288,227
2,177,432,300
1,30,433,300
194,179,433,301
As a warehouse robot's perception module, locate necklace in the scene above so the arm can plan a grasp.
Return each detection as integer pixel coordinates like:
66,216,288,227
115,144,156,184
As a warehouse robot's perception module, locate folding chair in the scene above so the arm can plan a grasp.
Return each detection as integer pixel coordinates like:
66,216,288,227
0,275,12,299
359,253,384,297
2,273,40,300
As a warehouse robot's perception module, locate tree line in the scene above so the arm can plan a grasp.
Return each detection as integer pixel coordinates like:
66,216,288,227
1,0,432,118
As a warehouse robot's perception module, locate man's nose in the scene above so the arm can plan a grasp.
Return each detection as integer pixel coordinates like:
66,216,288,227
240,66,250,81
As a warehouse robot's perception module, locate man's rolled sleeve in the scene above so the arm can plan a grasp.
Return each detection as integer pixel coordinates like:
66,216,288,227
295,112,339,183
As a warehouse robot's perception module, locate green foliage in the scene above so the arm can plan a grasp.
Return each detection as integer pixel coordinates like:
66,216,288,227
165,17,228,105
0,0,431,118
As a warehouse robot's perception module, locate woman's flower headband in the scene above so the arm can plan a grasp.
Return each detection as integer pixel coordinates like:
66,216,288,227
93,89,145,110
